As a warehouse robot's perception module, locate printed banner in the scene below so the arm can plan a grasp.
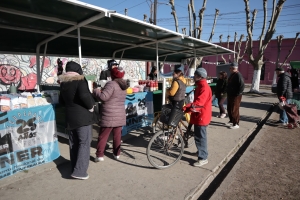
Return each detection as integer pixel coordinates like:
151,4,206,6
0,105,60,180
122,92,154,136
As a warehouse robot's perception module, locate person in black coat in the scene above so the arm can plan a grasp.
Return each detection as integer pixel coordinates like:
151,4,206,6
215,71,228,118
100,59,119,81
226,62,245,129
275,67,293,124
148,66,157,80
58,61,96,180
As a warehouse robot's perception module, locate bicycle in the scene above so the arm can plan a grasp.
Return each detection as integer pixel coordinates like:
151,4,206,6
146,105,195,169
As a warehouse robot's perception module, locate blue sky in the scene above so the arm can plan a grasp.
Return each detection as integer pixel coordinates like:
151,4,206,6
81,0,299,43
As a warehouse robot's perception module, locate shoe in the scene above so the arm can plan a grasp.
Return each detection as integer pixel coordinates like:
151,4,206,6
216,115,220,118
113,155,120,160
225,122,233,126
275,120,283,124
220,114,226,118
71,174,89,180
230,124,239,129
193,159,208,167
94,157,104,162
282,122,288,126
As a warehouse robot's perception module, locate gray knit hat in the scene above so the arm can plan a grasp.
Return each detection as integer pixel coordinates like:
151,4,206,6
194,67,207,78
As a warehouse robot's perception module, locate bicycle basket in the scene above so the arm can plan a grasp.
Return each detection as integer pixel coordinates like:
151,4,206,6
159,104,184,127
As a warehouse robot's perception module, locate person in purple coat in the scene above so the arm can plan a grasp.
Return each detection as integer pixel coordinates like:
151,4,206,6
93,67,128,162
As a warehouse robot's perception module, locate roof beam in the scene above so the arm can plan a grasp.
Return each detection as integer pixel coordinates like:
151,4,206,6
113,36,180,58
159,46,216,57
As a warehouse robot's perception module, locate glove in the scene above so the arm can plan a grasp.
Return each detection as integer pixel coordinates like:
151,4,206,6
280,96,286,101
89,105,95,112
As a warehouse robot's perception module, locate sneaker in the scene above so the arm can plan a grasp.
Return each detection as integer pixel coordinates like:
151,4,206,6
282,122,288,126
113,155,120,160
216,115,220,118
71,174,89,180
220,114,226,118
193,159,208,167
225,122,233,126
230,124,239,129
94,157,104,162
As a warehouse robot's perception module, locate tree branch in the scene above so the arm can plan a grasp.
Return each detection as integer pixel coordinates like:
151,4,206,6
170,0,179,32
143,14,147,22
276,35,283,68
280,32,300,67
219,34,226,63
198,0,207,39
237,34,245,64
208,9,219,42
233,32,237,61
240,36,249,63
259,0,268,49
244,0,255,64
190,0,197,38
188,4,192,37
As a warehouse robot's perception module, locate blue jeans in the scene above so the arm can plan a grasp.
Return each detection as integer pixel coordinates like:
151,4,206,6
194,125,208,160
279,99,291,123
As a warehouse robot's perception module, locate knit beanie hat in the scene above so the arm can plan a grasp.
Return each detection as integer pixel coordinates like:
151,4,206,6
194,67,207,78
107,59,119,70
111,67,125,79
65,61,83,75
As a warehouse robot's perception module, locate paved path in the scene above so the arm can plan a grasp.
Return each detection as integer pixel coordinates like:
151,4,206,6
0,89,277,200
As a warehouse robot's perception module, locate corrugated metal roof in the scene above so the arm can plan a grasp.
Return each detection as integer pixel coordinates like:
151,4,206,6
0,0,234,63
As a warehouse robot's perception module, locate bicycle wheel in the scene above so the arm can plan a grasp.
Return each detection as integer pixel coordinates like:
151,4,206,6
178,122,194,148
147,130,184,169
153,112,169,133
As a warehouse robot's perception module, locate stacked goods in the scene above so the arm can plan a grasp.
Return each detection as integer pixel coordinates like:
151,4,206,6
0,90,60,112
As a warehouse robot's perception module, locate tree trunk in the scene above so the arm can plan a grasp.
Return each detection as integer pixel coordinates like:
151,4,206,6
250,62,263,93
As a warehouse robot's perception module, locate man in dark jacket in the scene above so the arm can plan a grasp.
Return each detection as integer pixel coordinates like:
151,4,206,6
275,67,293,125
100,59,119,81
226,62,245,129
59,61,96,180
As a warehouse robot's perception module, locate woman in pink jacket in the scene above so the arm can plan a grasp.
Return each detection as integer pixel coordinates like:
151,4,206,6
183,68,212,167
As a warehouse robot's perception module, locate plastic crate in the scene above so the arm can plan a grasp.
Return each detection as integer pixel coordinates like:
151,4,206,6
159,104,184,127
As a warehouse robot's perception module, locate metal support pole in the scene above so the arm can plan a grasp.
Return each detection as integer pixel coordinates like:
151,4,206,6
36,46,40,92
40,43,48,81
156,42,159,80
78,27,82,66
119,50,124,66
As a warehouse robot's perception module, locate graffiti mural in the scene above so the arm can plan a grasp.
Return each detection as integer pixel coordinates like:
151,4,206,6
0,54,146,92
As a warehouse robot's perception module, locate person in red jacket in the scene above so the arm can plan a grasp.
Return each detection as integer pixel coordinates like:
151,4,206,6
183,68,212,167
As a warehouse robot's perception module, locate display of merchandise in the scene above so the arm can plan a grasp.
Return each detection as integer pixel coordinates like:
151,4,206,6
0,90,60,113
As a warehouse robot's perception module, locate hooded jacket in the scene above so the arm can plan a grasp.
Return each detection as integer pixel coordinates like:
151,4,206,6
58,74,96,130
93,78,128,127
277,72,293,100
184,79,212,126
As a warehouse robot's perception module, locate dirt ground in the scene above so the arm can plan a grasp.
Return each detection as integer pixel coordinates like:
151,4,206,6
212,112,300,200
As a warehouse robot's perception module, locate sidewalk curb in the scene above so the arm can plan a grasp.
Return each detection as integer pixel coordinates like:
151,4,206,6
185,104,276,200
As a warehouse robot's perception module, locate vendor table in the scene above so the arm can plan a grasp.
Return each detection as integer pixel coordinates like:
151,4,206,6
0,104,60,180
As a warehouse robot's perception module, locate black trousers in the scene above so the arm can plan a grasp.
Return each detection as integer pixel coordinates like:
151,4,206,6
69,125,92,177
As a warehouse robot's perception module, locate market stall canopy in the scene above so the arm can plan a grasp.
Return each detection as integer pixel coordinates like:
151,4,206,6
290,61,300,69
0,0,234,63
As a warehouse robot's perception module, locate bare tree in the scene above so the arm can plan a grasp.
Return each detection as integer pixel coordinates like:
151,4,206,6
198,0,207,39
219,34,227,64
208,9,219,42
279,32,300,67
188,4,192,36
190,0,196,37
169,0,179,32
244,0,286,93
276,35,284,68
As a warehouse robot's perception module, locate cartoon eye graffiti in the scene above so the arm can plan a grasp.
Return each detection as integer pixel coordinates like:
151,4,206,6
1,67,7,77
10,68,16,76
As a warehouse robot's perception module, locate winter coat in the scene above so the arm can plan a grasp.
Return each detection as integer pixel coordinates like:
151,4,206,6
227,71,245,97
277,72,293,100
100,69,111,81
215,78,228,98
93,79,128,127
59,74,96,130
184,79,212,126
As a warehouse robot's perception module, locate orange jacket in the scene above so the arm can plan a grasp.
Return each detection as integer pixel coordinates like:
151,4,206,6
184,79,212,126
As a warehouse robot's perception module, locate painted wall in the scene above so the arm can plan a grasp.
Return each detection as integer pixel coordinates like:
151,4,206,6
0,54,146,92
202,38,300,85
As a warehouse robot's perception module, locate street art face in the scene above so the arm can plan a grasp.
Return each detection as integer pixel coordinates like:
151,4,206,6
0,54,146,92
0,64,21,85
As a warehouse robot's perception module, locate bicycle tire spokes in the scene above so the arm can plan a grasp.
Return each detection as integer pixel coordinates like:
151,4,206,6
147,130,184,169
